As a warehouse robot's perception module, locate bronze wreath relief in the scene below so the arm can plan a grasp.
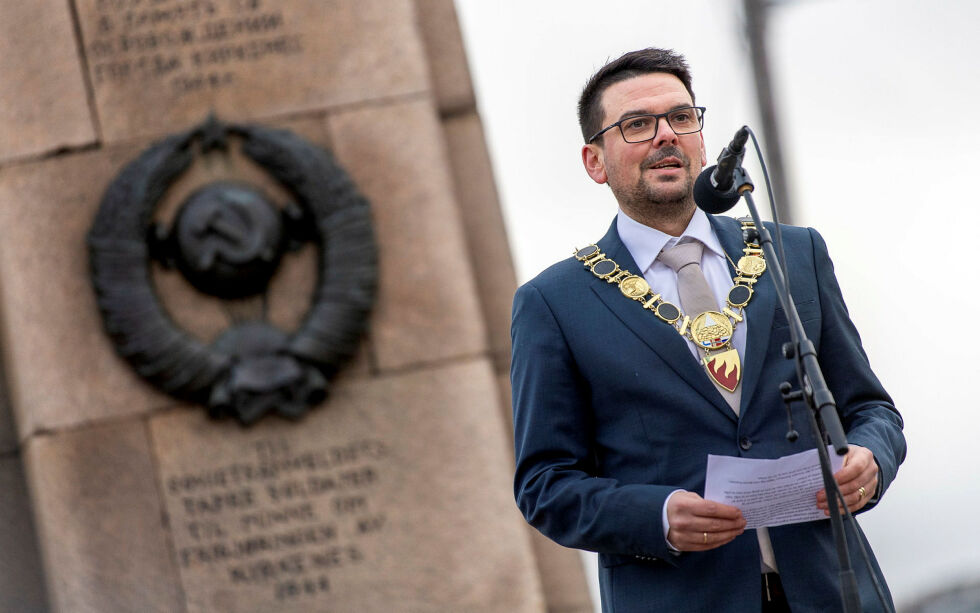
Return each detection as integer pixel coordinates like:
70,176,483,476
88,116,378,424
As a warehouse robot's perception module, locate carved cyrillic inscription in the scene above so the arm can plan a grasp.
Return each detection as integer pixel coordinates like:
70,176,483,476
85,0,304,97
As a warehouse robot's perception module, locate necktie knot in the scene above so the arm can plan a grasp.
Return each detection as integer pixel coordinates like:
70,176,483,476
658,240,705,274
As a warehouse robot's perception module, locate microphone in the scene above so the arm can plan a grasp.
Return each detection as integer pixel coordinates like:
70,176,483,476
694,125,750,214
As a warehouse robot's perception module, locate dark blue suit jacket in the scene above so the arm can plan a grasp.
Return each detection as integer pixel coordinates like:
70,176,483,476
511,215,906,612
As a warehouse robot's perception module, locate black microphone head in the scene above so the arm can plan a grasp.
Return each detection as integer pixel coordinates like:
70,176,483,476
732,125,750,152
694,165,741,214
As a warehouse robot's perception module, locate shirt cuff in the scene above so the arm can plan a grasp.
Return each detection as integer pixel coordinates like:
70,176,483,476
662,489,685,552
869,457,883,503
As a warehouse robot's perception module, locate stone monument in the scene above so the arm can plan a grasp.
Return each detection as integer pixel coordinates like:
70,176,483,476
0,1,593,611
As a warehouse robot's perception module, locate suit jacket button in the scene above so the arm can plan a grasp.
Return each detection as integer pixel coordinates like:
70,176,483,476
739,437,752,450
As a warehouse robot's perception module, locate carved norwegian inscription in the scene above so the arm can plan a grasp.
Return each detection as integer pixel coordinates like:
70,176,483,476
84,0,303,97
161,436,389,607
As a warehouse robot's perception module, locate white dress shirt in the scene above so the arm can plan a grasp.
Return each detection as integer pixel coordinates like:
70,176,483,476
616,207,747,362
616,208,768,562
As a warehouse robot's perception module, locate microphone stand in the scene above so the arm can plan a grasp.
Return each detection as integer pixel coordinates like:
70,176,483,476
730,166,863,613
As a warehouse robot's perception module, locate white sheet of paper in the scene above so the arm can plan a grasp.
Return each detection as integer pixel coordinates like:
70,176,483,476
703,447,845,529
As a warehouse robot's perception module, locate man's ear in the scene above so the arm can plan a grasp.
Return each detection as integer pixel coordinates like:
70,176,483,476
700,133,707,168
582,144,608,184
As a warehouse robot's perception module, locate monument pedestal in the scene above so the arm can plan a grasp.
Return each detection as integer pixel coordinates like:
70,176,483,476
0,1,593,611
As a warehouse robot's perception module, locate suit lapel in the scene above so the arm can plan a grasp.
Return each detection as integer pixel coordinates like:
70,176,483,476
708,215,777,411
592,220,735,421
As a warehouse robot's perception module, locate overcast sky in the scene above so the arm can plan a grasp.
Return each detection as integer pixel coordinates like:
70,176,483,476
454,0,980,608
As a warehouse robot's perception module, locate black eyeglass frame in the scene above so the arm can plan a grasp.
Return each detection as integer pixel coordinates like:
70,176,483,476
587,106,707,144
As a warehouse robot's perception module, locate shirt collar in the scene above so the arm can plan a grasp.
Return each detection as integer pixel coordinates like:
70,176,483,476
616,208,727,273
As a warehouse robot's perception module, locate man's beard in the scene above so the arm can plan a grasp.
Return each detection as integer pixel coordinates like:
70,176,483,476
614,146,697,221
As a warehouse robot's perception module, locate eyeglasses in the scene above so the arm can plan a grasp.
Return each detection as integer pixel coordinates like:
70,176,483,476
588,106,706,144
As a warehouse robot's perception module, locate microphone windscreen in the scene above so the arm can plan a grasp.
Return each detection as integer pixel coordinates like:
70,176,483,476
694,165,742,214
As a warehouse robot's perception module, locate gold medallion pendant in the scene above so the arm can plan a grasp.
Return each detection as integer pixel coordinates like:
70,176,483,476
690,311,733,350
619,275,650,299
737,255,766,276
691,312,741,391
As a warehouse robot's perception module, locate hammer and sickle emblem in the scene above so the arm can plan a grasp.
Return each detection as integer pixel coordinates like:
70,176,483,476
88,118,378,424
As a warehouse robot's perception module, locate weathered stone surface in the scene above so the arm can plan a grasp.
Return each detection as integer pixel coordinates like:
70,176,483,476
25,420,183,613
0,455,50,613
444,112,517,361
0,146,173,437
414,0,476,114
528,530,594,613
0,372,17,454
74,0,430,143
0,0,95,163
150,358,543,612
496,370,513,431
495,372,594,613
0,413,14,455
328,98,487,372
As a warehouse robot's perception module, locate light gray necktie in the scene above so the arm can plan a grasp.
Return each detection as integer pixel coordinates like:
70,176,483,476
658,240,741,413
659,240,778,572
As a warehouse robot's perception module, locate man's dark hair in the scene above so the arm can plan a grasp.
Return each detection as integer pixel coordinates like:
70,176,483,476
578,48,695,143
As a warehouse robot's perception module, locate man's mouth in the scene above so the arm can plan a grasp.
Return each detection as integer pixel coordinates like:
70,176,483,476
649,157,683,170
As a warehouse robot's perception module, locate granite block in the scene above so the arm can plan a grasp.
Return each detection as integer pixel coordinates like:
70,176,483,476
495,372,593,613
0,455,50,613
0,372,16,454
496,369,513,433
414,0,476,114
0,146,173,436
0,0,96,162
25,419,183,613
328,97,487,372
443,112,517,361
528,530,594,613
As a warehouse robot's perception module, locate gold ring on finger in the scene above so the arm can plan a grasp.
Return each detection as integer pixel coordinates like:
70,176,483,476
703,532,707,545
857,486,867,499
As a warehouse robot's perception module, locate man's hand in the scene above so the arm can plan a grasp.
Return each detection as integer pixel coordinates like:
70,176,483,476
666,491,746,551
816,444,878,516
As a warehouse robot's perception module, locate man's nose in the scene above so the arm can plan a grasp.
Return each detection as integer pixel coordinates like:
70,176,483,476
651,116,679,147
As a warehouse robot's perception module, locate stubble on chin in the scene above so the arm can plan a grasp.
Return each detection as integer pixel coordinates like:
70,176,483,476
618,166,697,229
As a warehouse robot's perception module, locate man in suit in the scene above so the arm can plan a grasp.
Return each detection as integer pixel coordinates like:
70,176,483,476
510,48,906,612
